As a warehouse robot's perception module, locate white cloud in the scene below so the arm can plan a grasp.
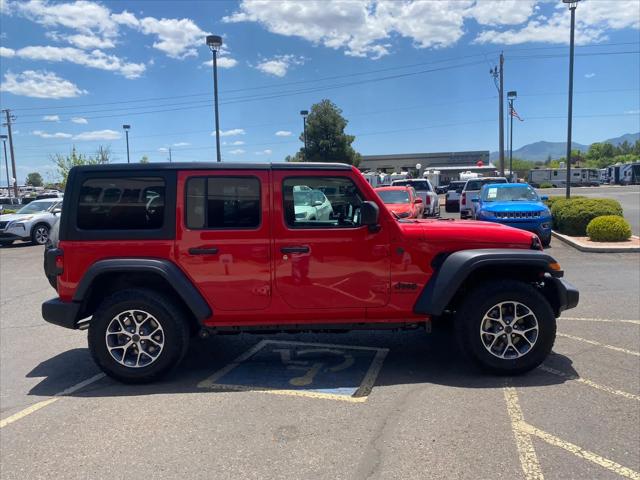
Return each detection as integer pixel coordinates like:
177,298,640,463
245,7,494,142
624,109,640,115
229,149,245,155
71,116,88,124
32,130,72,139
111,10,139,28
43,115,60,122
255,149,272,155
73,129,120,141
255,54,304,77
0,46,15,57
172,142,190,147
585,73,596,79
275,130,292,137
467,1,536,26
202,56,239,69
64,33,116,49
13,45,146,79
1,70,87,98
137,17,207,59
223,140,245,146
158,147,169,153
474,1,640,46
216,128,246,137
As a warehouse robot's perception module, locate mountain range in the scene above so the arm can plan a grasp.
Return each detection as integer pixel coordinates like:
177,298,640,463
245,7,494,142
490,132,639,162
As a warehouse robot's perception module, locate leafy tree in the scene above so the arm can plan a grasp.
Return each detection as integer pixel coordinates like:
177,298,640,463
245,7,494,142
140,155,150,164
25,172,43,187
51,146,110,187
288,99,361,165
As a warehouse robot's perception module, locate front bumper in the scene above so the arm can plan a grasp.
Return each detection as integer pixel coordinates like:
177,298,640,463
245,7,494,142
42,298,82,329
0,231,29,241
544,277,579,315
478,217,551,236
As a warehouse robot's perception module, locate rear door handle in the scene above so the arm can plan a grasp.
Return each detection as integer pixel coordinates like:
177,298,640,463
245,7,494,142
188,247,219,255
280,246,310,254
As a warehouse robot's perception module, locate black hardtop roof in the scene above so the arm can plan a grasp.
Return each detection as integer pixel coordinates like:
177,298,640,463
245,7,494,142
71,162,353,173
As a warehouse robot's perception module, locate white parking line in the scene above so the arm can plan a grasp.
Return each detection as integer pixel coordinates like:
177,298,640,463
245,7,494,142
0,373,105,429
561,317,640,326
557,333,640,357
538,365,640,402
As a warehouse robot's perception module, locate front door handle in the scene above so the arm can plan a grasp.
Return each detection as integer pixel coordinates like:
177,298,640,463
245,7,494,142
280,246,310,254
188,247,219,255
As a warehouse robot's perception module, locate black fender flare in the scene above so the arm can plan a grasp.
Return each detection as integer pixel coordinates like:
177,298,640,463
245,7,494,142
74,258,212,322
413,249,565,316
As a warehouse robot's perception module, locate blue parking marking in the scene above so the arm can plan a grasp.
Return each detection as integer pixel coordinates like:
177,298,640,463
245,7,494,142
198,340,389,402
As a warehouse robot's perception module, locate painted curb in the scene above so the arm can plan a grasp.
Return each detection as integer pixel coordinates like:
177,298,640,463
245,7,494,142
552,231,640,253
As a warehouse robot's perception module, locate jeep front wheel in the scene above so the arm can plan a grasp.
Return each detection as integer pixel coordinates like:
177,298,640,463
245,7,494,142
88,289,189,383
454,280,556,375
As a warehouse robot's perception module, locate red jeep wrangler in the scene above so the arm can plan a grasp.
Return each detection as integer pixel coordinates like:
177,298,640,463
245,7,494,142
43,163,578,383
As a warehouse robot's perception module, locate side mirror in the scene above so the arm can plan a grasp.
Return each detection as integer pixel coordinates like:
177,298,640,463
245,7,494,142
52,208,62,216
471,198,479,203
540,195,549,201
414,197,423,204
360,201,380,232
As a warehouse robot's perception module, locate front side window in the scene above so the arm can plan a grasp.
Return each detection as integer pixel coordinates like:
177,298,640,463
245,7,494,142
77,177,165,230
283,177,363,228
186,176,260,229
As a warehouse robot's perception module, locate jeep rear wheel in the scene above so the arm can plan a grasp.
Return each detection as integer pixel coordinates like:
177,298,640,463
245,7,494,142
88,289,189,383
454,280,556,375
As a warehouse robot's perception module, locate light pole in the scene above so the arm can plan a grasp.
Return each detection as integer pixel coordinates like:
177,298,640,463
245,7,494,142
122,124,131,163
207,35,223,162
300,110,309,161
508,90,517,181
415,163,422,179
563,0,581,198
0,134,10,198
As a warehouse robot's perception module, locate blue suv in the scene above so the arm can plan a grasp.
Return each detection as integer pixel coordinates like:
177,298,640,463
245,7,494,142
473,183,552,247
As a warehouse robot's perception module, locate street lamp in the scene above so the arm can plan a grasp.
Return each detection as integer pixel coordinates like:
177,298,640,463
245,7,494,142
300,110,309,160
0,134,10,198
507,90,517,181
563,0,581,198
122,124,131,163
415,163,422,178
207,34,223,162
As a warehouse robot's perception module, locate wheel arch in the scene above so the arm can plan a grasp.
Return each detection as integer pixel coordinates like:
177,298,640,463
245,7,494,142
75,259,211,332
414,249,572,317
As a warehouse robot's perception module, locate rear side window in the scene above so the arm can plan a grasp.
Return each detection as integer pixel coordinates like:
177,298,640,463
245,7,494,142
186,176,260,229
77,177,165,230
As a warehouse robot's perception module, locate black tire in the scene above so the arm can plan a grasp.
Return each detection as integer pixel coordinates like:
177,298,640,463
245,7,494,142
454,280,556,375
31,223,50,245
88,289,190,384
541,233,551,248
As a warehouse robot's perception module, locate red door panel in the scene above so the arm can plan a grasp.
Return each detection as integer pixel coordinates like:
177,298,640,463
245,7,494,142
272,171,390,310
175,170,271,312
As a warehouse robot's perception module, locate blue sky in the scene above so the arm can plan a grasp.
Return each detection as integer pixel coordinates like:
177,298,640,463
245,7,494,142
0,0,639,183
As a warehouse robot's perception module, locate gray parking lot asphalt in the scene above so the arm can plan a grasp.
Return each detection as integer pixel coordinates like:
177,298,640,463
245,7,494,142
1,237,639,479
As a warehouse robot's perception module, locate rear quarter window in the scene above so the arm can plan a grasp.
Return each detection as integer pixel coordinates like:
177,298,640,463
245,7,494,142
77,177,165,230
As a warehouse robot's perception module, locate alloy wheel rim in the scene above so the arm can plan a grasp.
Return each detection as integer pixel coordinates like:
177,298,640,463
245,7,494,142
105,310,165,368
35,227,48,244
479,301,539,359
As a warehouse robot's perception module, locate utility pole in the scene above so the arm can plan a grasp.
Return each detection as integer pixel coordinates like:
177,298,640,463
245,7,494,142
563,0,581,199
2,109,18,198
490,54,505,176
300,110,309,161
0,135,10,198
168,147,172,163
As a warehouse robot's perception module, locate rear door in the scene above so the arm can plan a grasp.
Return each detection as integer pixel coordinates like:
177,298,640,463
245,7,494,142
176,170,271,311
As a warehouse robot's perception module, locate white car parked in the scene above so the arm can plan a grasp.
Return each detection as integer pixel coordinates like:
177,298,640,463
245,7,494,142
293,186,333,221
0,199,62,246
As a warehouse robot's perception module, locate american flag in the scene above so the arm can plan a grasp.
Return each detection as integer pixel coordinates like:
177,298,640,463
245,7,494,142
510,107,524,121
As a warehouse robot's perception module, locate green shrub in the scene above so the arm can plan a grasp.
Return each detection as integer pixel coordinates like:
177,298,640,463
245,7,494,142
553,198,623,236
544,195,585,210
539,182,553,189
586,215,632,242
0,209,16,214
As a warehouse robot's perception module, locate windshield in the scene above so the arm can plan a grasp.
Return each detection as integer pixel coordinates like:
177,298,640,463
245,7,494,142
377,190,410,204
448,182,465,191
293,191,313,207
393,180,431,192
482,186,539,202
15,201,55,214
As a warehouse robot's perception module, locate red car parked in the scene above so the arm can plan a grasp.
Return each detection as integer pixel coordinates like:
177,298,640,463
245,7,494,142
375,186,424,219
43,162,578,383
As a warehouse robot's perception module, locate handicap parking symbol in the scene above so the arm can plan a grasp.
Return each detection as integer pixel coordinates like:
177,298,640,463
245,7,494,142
198,340,389,402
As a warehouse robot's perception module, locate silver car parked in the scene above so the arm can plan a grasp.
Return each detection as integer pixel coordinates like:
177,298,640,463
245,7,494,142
0,199,62,246
390,179,440,217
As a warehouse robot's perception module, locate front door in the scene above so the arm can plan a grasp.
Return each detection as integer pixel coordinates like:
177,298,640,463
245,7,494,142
272,172,390,310
176,170,271,311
